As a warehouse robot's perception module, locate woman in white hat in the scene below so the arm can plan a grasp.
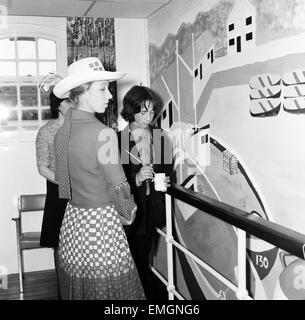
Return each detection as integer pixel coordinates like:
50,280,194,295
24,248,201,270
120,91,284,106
53,57,145,300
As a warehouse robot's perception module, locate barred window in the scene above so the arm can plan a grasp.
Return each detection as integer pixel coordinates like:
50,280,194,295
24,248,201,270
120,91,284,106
0,37,58,130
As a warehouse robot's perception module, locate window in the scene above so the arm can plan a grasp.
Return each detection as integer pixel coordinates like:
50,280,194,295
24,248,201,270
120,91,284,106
200,64,203,80
246,16,252,25
194,68,198,78
0,6,7,27
0,37,57,130
163,109,167,119
207,52,210,60
229,38,235,46
246,32,253,41
201,135,208,144
157,116,161,128
168,101,173,127
211,50,214,64
228,23,234,32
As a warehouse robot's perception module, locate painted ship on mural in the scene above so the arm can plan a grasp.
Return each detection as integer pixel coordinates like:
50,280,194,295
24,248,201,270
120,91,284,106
152,114,279,299
171,125,276,299
164,123,305,300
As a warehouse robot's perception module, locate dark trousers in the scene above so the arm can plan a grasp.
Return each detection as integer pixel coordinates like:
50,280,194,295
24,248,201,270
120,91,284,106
127,227,168,300
124,195,168,299
40,180,67,247
127,230,154,299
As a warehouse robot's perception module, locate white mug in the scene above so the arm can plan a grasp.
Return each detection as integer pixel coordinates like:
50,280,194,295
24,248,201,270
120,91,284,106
154,173,167,192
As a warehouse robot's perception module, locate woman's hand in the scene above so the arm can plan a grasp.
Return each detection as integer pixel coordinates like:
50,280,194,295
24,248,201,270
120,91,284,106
136,165,154,184
38,165,57,184
164,176,171,188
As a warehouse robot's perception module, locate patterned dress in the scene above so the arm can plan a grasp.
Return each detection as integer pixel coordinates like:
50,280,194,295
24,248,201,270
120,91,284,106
35,120,68,247
58,202,144,299
54,109,145,300
36,120,60,174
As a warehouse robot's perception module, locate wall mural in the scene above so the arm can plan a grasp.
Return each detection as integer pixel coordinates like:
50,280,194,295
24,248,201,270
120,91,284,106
148,0,305,300
66,17,118,130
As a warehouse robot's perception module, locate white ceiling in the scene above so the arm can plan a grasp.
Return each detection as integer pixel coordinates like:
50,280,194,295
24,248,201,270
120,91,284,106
0,0,172,19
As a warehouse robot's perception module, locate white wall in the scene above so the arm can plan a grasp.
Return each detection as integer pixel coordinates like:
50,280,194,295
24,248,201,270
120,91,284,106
115,18,149,131
0,16,68,275
0,135,54,274
0,16,149,275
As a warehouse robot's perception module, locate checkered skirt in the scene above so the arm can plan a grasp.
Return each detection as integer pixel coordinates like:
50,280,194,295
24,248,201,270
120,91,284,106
57,202,146,300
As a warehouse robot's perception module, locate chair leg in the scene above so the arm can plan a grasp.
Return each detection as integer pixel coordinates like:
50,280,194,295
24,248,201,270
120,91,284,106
14,220,24,293
17,249,23,293
21,251,25,279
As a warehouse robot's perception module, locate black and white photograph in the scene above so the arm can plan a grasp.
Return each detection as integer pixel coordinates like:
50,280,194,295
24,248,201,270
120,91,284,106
0,0,305,306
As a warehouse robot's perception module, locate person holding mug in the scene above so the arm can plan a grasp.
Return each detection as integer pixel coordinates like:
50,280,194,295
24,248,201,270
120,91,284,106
118,85,174,299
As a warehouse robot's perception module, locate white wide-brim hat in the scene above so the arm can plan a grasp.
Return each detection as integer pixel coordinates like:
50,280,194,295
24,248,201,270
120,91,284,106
53,57,126,99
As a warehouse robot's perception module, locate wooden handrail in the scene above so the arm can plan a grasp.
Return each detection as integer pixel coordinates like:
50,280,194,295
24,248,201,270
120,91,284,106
166,184,305,260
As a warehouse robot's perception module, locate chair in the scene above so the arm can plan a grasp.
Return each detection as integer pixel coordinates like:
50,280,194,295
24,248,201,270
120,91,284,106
12,194,46,293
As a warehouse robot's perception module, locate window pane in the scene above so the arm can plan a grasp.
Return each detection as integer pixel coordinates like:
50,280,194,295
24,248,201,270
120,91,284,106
17,37,36,59
20,86,38,107
19,62,37,77
0,106,10,122
0,62,16,77
39,62,57,76
42,109,52,120
0,86,17,107
38,39,56,59
0,108,18,129
40,93,50,106
6,109,18,121
22,110,38,120
0,38,15,59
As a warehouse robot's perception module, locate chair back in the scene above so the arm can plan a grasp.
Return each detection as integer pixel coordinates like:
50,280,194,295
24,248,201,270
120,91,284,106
18,194,46,215
14,194,46,293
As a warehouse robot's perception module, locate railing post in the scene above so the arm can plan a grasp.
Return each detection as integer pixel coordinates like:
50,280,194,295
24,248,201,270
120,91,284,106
236,228,249,300
165,193,175,300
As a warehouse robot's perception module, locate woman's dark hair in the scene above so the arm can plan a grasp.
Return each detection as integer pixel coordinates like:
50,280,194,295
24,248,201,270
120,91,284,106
121,85,160,123
49,90,67,119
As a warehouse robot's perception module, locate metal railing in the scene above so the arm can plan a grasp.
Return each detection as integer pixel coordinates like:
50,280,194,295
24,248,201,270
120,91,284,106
150,183,305,300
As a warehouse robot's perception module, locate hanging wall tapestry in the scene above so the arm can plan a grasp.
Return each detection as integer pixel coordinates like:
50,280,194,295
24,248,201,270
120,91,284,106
67,17,118,130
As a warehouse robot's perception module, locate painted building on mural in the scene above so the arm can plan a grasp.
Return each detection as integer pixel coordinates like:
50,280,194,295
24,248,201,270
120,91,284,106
155,99,174,131
192,32,215,105
226,0,256,55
